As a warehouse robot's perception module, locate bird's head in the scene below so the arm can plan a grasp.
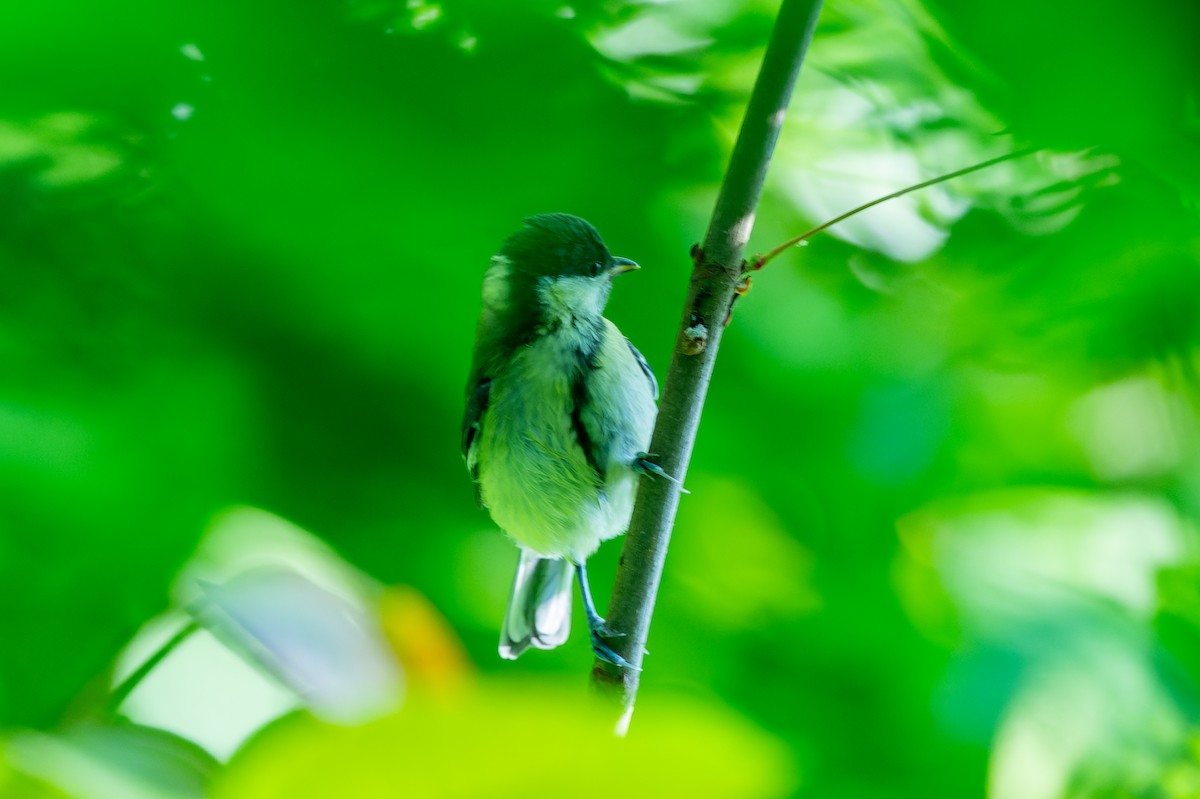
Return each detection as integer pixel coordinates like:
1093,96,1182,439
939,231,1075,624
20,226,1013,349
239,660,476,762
485,214,638,327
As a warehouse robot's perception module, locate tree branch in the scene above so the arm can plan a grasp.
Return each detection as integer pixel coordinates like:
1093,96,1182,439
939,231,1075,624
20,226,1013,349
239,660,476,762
590,0,824,731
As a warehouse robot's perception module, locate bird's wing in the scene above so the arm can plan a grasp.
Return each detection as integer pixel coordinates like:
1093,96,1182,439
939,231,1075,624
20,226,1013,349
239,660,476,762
464,307,505,507
625,338,659,401
462,377,490,466
462,375,490,508
569,370,606,484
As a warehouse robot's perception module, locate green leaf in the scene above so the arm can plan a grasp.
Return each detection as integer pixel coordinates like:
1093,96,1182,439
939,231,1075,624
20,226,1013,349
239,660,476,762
2,721,217,799
214,682,796,799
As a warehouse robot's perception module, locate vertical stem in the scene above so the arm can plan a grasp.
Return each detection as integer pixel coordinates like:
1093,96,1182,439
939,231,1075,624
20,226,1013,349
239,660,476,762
590,0,824,731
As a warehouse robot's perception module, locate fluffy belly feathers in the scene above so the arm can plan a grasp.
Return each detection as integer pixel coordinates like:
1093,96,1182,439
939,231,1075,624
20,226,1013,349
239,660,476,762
478,320,654,561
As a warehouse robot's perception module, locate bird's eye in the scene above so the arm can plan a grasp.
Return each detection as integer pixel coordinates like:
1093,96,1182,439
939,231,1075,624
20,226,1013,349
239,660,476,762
592,262,603,275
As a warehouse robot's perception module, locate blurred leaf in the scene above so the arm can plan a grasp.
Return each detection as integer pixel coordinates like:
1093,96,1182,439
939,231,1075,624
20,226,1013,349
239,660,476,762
2,721,216,799
191,569,404,723
900,488,1189,633
116,508,411,757
0,114,125,190
179,507,406,722
990,640,1191,799
670,476,819,629
214,683,796,798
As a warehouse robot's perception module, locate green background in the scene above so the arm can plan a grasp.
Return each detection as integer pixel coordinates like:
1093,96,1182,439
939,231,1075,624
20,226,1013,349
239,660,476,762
2,0,1199,796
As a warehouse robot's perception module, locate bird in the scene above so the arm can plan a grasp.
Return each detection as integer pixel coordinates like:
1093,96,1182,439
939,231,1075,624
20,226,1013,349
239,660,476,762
462,213,662,666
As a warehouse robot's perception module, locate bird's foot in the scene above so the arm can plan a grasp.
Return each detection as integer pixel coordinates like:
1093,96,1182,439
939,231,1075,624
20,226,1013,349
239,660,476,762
587,617,638,671
575,561,640,670
633,453,689,494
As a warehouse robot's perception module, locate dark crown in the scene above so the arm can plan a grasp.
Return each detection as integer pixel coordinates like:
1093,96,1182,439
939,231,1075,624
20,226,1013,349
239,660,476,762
501,214,611,278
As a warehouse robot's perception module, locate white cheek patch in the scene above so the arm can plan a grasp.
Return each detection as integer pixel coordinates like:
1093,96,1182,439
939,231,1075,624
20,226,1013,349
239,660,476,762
482,255,512,309
537,275,607,320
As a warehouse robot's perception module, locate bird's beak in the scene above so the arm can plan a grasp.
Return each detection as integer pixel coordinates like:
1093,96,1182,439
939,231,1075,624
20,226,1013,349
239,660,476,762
610,257,640,275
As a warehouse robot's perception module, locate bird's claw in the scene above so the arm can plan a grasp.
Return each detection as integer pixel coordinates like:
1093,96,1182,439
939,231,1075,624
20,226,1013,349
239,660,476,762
633,453,689,493
589,622,639,671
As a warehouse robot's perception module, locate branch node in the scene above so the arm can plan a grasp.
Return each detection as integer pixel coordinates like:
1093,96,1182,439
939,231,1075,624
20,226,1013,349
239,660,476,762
681,320,710,355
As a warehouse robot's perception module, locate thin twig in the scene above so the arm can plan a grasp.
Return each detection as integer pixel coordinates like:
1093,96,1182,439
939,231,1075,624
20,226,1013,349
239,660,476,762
590,0,824,733
748,147,1039,270
106,620,200,714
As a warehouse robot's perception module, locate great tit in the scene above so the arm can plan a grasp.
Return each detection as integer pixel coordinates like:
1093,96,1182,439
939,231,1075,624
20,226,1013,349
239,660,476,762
462,214,659,665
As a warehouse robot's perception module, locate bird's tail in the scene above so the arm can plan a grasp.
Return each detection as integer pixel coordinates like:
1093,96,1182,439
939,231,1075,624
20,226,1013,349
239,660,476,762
499,550,573,659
